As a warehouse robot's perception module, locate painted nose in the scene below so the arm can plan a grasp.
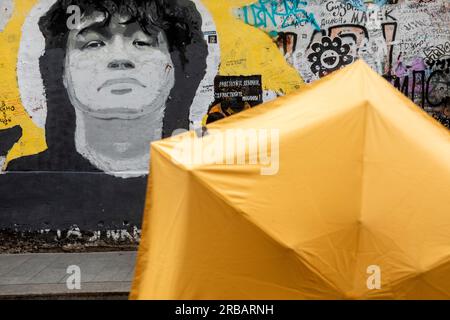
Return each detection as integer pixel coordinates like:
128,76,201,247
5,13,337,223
108,59,135,70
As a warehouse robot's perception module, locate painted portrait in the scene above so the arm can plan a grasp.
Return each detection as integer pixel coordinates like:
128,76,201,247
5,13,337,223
0,0,214,230
8,0,208,178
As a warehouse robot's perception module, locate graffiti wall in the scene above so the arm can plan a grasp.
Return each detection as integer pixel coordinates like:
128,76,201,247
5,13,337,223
233,0,449,126
0,0,448,236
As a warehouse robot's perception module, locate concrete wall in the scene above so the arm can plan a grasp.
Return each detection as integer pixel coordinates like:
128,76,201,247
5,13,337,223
0,0,448,241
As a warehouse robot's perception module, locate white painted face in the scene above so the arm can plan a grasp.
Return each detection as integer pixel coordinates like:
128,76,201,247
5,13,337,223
64,13,175,120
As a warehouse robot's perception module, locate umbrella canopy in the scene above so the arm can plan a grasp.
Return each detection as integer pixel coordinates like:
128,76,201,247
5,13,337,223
131,60,450,300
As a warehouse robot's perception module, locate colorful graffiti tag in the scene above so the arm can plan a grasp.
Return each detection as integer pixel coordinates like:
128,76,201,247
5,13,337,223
238,0,321,30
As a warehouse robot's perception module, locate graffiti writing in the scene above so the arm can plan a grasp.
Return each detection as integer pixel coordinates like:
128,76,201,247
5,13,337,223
384,56,449,122
341,0,388,12
0,101,14,126
350,7,396,24
240,0,320,31
326,0,357,17
427,57,450,108
205,75,263,124
424,42,450,68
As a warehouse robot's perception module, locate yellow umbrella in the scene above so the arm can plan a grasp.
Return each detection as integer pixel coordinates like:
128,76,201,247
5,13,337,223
131,60,450,300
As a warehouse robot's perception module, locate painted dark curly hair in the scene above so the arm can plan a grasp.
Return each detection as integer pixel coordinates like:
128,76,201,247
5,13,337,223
39,0,206,67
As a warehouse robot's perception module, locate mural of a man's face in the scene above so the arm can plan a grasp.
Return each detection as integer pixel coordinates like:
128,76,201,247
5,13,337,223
64,12,175,120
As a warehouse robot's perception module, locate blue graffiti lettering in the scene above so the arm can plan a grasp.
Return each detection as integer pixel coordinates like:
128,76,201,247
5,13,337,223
341,0,388,12
241,0,320,31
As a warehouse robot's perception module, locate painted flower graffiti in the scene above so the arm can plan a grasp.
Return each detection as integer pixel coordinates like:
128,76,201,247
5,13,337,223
308,37,354,78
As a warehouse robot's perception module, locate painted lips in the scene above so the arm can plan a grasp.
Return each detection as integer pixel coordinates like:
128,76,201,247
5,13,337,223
98,78,146,94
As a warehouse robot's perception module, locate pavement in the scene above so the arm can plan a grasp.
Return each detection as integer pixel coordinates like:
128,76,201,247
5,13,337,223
0,251,136,299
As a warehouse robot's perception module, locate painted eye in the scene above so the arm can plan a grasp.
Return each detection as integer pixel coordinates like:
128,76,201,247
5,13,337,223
133,40,152,48
83,40,105,49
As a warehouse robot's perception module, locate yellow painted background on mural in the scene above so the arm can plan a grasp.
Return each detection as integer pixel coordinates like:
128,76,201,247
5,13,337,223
0,0,302,166
0,0,46,167
202,0,304,93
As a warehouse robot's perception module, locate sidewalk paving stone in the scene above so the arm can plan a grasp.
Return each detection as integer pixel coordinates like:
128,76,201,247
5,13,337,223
0,251,136,298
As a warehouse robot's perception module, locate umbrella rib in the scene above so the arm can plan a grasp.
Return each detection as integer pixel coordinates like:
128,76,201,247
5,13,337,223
188,168,293,249
188,170,345,297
